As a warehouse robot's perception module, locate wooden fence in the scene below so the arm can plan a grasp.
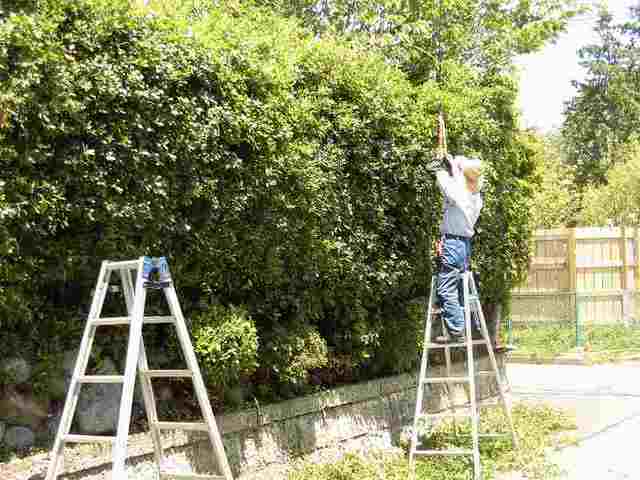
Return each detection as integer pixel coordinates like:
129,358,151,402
511,227,640,324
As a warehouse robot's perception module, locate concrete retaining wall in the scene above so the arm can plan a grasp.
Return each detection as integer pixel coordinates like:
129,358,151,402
58,352,506,479
194,353,504,477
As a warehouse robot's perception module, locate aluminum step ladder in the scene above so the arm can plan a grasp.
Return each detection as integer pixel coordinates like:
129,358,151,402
46,257,234,480
408,271,518,480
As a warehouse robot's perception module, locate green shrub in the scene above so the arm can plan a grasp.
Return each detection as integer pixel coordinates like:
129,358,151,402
192,304,258,388
373,299,425,375
261,323,329,387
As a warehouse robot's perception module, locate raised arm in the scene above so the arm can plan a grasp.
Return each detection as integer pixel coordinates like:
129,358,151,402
435,156,466,207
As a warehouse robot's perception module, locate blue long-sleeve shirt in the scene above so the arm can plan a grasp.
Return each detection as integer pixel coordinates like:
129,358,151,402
436,156,483,238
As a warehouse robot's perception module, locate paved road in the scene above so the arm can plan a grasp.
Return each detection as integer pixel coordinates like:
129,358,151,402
507,362,640,480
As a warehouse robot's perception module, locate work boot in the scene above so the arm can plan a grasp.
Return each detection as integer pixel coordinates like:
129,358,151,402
434,328,483,344
434,333,466,344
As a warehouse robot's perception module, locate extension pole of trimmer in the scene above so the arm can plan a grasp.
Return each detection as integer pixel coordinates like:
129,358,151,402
437,109,453,176
437,110,447,159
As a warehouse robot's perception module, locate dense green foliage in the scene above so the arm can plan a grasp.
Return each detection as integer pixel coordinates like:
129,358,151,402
0,0,436,396
256,0,578,306
563,4,640,186
0,0,572,400
526,133,579,229
579,141,640,225
192,304,259,388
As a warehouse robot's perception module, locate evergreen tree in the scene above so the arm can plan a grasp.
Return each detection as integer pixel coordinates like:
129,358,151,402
563,3,640,186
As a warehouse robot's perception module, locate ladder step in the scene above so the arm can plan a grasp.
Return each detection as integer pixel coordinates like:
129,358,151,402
159,472,225,480
92,315,176,326
478,398,503,407
143,315,177,324
105,260,140,270
426,339,488,348
63,434,116,444
77,375,124,384
420,411,473,419
155,421,209,432
144,369,193,378
414,448,474,456
423,376,470,384
92,316,132,326
421,371,496,384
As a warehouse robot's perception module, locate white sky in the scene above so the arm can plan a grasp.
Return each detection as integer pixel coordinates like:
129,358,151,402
517,0,638,132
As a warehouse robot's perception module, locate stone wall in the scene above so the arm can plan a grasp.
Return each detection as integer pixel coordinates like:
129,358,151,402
1,352,506,478
205,352,505,477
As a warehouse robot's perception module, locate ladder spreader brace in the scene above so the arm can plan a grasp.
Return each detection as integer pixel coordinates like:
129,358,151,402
46,257,234,480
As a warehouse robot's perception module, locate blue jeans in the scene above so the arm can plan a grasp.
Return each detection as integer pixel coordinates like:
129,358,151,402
436,236,474,336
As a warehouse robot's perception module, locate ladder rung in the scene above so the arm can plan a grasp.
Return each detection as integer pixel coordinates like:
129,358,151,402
105,260,141,270
478,398,502,407
78,375,124,383
63,434,116,444
420,411,473,419
159,472,225,480
144,369,192,378
421,371,496,383
422,376,470,384
414,448,474,456
92,315,176,326
92,316,132,326
426,339,487,348
144,315,177,324
155,422,209,432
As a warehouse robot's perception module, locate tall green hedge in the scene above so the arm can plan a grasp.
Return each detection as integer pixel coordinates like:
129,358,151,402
0,0,534,399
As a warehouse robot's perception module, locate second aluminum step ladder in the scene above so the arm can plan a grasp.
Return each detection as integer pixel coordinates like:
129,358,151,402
46,257,234,480
408,271,518,480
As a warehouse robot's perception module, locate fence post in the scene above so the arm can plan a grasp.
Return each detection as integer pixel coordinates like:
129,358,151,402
635,226,640,324
636,227,640,290
621,226,632,326
567,228,577,292
631,225,640,322
567,228,582,348
622,226,628,290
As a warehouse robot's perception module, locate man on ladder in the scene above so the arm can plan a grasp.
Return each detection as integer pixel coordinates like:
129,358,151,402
435,153,484,343
407,114,518,480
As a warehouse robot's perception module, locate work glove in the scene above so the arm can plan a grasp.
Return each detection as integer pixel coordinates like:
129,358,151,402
425,153,455,176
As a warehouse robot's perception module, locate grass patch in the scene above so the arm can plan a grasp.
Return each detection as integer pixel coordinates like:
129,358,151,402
508,323,576,357
582,324,640,352
508,323,640,360
288,403,576,480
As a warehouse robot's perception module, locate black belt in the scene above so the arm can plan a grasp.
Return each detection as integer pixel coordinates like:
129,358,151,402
443,233,470,241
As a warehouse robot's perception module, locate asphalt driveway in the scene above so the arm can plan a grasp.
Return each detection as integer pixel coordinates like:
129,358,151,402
507,361,640,479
